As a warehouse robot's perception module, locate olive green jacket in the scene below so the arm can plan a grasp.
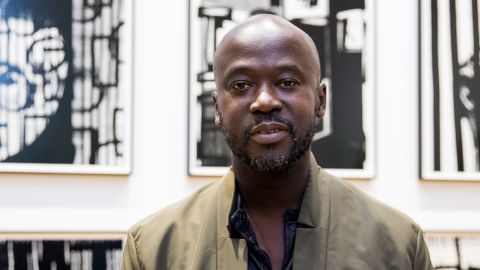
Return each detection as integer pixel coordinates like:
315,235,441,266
122,158,433,270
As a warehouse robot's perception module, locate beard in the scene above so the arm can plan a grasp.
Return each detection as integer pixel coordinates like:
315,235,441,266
220,113,315,173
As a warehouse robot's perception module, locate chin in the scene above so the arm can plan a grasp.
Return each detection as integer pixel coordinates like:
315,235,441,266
243,147,301,173
249,155,290,173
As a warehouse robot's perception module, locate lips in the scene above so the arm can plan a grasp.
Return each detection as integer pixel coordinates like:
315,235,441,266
250,122,289,145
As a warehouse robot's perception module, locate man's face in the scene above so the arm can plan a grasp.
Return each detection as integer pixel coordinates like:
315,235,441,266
213,25,325,173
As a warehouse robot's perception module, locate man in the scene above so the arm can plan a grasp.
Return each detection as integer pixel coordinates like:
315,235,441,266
122,15,432,270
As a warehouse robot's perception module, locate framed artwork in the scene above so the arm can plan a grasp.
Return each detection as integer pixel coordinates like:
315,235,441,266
420,0,480,181
425,232,480,269
0,0,132,174
0,233,125,269
188,0,376,179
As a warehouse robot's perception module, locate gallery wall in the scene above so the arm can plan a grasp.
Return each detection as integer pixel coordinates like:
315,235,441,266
0,0,479,233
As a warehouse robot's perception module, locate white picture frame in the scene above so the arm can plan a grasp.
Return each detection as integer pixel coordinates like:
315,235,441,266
188,0,376,179
420,0,480,181
0,0,133,174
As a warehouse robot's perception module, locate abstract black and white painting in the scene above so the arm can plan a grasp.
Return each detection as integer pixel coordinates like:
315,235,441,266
0,239,123,270
425,234,480,269
420,0,480,180
0,0,132,174
188,0,376,178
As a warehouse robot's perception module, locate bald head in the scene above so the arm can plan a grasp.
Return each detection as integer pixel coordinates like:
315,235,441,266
213,14,321,85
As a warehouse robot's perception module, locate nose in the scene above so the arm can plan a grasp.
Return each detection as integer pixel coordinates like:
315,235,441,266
249,83,282,113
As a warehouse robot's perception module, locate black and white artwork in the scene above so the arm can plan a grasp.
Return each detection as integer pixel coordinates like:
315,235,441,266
188,0,376,178
425,234,480,269
0,0,132,174
0,239,123,270
420,0,480,181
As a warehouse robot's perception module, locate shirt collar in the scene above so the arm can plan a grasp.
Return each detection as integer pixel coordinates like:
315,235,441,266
227,179,307,239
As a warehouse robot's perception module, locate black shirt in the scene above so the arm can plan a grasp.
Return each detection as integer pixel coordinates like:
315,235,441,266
228,188,303,270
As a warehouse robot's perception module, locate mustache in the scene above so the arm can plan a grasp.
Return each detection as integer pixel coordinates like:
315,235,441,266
243,113,294,139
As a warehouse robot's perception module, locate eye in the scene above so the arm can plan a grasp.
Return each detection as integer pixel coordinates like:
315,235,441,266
277,79,299,89
230,81,252,91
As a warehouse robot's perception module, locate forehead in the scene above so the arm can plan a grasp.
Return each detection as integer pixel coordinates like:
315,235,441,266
215,30,315,77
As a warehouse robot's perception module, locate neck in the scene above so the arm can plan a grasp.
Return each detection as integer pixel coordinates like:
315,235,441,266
232,152,311,212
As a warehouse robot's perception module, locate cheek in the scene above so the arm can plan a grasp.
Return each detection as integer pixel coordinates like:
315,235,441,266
218,96,248,121
288,93,317,114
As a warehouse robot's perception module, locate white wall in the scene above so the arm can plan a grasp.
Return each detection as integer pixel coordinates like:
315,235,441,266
1,0,479,233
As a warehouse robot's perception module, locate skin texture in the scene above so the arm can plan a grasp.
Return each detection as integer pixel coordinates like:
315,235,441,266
212,15,326,270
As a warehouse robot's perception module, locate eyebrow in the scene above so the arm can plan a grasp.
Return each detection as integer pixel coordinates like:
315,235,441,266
223,63,305,79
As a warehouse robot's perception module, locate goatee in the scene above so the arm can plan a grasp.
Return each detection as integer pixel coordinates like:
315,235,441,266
220,113,314,173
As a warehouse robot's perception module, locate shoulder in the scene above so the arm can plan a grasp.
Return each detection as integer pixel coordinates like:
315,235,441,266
129,179,221,239
320,168,419,233
318,168,432,269
123,180,222,269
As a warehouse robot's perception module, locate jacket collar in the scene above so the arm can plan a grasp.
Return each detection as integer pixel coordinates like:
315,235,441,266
297,153,331,230
215,169,248,268
293,153,331,270
216,169,236,239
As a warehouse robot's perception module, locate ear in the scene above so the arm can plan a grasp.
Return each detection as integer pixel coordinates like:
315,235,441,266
212,91,221,127
315,82,327,118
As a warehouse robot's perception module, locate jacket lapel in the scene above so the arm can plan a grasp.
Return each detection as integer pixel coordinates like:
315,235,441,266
216,170,248,269
293,155,331,270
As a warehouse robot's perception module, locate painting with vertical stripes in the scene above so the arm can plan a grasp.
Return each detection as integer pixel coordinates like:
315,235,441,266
0,0,132,174
0,238,124,270
420,0,480,180
425,233,480,269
